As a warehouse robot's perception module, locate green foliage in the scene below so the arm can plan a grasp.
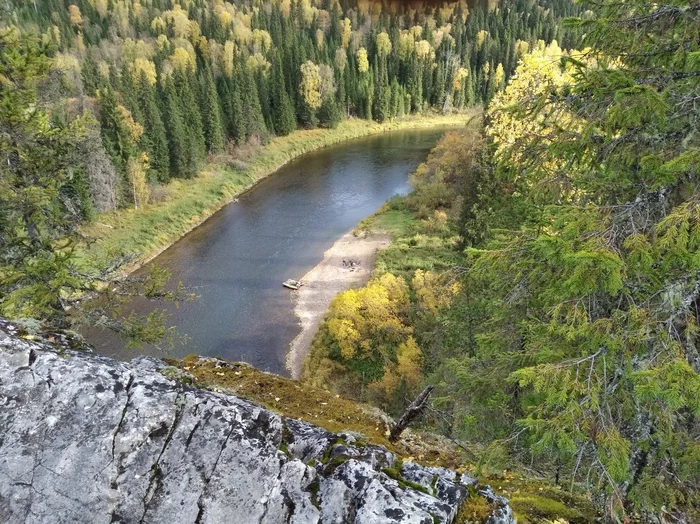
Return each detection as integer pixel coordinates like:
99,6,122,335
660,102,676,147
427,1,700,519
2,0,580,201
318,95,341,129
271,54,296,136
200,66,224,154
0,27,189,345
136,72,170,182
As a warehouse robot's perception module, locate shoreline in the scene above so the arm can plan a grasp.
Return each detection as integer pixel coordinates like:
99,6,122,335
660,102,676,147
286,230,390,379
79,113,473,277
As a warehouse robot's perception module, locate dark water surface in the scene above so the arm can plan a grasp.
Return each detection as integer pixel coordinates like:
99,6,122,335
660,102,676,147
86,128,452,375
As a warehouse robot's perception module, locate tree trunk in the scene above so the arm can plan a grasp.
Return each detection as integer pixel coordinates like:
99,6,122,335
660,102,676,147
388,385,434,443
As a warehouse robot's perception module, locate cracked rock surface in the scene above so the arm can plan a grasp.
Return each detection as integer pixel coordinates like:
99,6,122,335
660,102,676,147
0,324,515,524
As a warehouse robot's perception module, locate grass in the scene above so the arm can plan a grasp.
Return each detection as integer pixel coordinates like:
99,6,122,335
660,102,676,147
77,113,473,274
356,197,461,279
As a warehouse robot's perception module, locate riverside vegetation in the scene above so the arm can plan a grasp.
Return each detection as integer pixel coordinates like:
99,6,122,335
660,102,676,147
2,0,699,523
302,4,700,522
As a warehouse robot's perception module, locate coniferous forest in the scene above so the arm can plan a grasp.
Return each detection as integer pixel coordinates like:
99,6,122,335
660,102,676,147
3,0,579,209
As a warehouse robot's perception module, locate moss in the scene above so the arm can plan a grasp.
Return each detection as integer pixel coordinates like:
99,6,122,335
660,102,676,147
323,456,349,474
509,494,587,523
382,467,402,481
454,493,492,524
159,366,196,385
172,355,396,448
381,467,430,495
480,474,598,524
317,438,352,469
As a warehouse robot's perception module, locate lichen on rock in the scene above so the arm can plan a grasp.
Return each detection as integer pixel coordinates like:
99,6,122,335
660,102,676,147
0,322,515,523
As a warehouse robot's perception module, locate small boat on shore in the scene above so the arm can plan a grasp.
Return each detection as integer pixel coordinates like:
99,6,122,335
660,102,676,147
282,279,303,290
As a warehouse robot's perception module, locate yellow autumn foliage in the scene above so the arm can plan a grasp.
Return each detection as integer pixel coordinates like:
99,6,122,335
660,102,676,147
131,58,157,85
487,43,583,193
325,273,411,361
163,4,190,38
68,5,83,26
453,67,469,90
340,18,351,48
412,269,459,315
299,60,322,109
116,105,143,142
370,336,423,399
127,153,150,210
376,32,392,58
223,41,235,77
171,46,196,72
357,47,369,73
415,40,432,60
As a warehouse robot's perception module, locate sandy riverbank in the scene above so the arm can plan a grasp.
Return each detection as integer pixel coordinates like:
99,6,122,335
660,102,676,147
286,230,390,379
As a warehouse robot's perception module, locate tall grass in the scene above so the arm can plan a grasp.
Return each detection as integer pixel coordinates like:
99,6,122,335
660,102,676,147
78,113,474,273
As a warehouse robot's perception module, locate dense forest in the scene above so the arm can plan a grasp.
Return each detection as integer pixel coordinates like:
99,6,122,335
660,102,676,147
1,0,579,211
303,1,700,522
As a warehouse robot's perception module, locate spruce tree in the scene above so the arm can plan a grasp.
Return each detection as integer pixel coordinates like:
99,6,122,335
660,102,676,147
81,49,99,96
200,65,225,154
240,64,268,141
216,74,234,139
318,95,341,129
229,74,247,143
271,55,296,136
137,71,170,182
162,78,193,178
372,58,391,122
173,68,206,164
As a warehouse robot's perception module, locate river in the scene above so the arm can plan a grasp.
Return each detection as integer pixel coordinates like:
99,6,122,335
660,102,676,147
87,127,452,375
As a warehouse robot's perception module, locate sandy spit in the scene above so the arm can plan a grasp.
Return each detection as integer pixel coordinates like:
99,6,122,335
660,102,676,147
286,229,390,379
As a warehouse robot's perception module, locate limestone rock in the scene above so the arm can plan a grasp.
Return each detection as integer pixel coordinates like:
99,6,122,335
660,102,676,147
0,324,515,523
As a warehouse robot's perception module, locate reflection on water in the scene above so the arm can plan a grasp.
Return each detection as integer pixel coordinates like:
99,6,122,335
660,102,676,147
84,127,452,375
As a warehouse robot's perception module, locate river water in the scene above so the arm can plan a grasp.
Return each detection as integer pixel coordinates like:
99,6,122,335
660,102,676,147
87,127,452,375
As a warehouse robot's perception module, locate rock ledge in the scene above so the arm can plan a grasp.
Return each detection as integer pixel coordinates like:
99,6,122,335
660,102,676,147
0,324,514,523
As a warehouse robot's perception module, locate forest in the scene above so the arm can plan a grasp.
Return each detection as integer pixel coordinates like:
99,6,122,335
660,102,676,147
2,0,699,522
2,0,579,211
302,1,700,522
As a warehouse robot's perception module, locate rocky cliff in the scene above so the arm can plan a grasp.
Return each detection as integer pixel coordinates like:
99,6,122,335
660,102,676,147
0,322,514,523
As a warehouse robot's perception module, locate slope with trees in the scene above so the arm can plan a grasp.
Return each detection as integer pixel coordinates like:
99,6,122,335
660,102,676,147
304,1,700,520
